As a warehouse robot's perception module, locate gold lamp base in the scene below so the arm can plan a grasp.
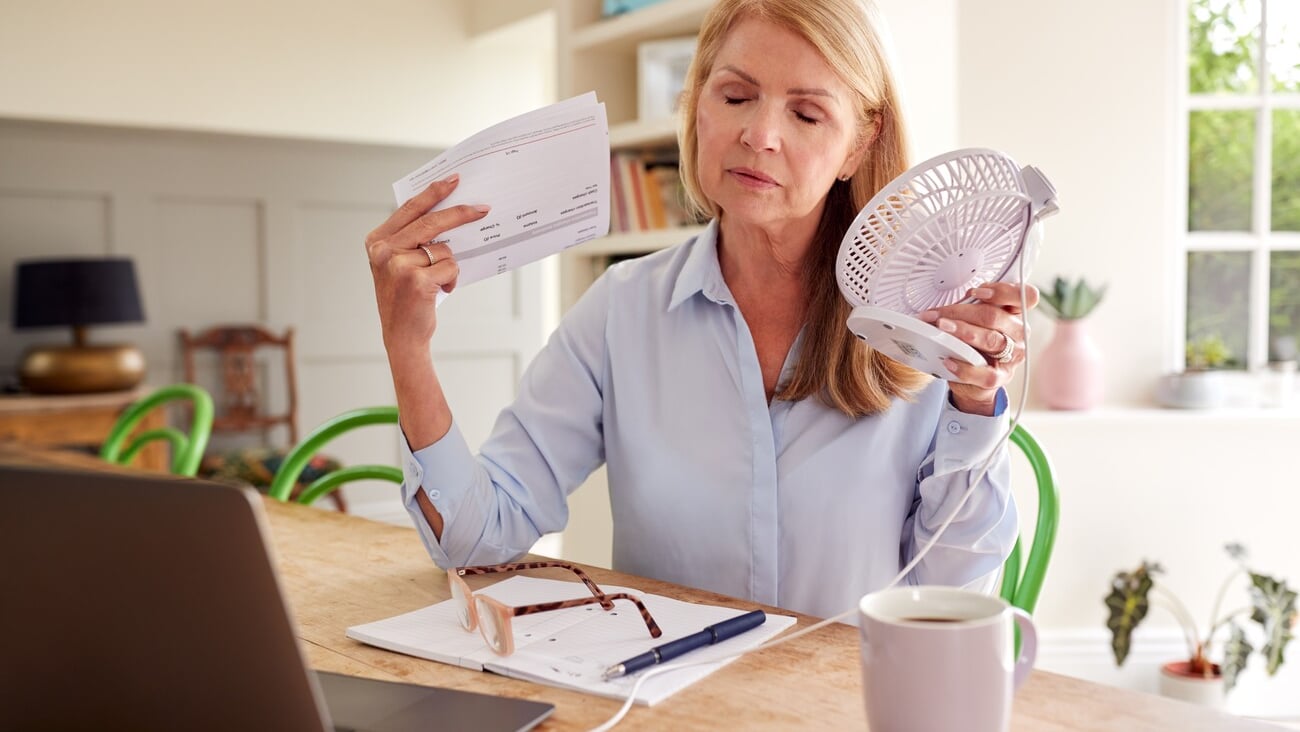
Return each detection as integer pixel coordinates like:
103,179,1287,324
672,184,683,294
19,343,146,394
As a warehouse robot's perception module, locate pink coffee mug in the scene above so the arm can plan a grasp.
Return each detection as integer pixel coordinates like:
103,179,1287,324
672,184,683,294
858,586,1037,732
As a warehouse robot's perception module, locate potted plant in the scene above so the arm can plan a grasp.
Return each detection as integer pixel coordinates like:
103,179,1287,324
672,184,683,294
1104,544,1297,708
1157,334,1236,408
1185,334,1234,372
1034,276,1108,410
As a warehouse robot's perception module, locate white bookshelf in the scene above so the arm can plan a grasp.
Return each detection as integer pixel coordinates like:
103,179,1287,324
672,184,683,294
554,0,713,567
556,0,713,313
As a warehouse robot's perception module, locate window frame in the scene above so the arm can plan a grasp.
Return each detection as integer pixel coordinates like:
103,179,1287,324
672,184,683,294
1174,0,1300,372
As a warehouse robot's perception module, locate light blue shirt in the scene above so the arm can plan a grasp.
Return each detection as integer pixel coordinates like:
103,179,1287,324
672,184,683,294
400,221,1018,619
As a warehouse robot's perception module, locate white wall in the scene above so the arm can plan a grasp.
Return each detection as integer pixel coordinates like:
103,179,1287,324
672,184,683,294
0,0,555,148
958,0,1175,407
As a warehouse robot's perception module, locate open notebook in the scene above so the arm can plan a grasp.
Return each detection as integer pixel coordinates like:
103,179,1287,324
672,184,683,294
346,576,796,706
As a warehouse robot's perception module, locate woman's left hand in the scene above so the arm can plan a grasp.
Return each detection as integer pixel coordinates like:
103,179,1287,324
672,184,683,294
919,282,1040,416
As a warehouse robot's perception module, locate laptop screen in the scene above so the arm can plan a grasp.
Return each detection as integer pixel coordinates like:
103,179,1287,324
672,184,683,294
0,463,552,732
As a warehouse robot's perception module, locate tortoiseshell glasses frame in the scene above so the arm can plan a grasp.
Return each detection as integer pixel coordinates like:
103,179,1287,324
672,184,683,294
447,561,663,656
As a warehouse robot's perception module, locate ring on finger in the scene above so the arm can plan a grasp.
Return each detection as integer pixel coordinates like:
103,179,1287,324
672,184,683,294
419,243,436,266
991,330,1016,364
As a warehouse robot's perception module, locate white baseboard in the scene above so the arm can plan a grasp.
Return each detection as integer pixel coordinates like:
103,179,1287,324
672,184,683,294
1036,627,1300,721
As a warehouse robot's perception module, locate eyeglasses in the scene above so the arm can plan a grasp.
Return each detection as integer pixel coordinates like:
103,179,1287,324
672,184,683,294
448,561,664,656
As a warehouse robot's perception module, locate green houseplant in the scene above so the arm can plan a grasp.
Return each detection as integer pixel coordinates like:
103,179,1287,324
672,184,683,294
1039,276,1107,321
1104,544,1297,697
1185,334,1234,371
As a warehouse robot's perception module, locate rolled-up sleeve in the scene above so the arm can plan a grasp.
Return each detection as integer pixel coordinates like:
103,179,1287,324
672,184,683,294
902,392,1018,591
399,271,613,568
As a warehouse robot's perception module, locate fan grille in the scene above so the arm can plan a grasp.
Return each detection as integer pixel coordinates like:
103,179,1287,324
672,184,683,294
837,149,1031,312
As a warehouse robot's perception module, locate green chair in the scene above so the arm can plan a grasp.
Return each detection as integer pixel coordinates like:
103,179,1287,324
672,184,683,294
100,384,215,477
268,406,402,506
998,424,1060,615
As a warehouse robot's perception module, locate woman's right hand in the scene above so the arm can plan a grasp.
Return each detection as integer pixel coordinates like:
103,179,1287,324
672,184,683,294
364,173,490,352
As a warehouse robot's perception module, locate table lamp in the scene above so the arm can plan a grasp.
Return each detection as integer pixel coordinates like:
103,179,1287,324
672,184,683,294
12,257,147,394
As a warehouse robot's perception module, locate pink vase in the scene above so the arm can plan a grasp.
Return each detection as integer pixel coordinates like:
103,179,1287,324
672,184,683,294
1035,319,1103,410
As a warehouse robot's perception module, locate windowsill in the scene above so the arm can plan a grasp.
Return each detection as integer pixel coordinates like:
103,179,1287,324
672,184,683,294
1019,404,1300,422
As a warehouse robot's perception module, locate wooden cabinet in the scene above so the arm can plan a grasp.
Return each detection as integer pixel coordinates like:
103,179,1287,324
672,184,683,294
0,388,168,472
555,0,713,311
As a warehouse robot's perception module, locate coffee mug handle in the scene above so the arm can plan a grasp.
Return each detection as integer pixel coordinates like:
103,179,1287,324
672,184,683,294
1011,607,1037,690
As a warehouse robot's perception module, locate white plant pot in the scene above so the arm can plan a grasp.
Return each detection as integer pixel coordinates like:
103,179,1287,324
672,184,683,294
1155,371,1227,409
1158,661,1225,708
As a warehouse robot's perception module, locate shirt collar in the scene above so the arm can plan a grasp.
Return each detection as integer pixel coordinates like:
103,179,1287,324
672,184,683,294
668,219,732,311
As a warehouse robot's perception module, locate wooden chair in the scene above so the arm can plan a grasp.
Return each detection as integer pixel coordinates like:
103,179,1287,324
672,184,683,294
179,325,298,443
178,325,346,511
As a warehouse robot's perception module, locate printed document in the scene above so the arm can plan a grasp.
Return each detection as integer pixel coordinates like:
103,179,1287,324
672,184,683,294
346,576,796,706
393,93,610,291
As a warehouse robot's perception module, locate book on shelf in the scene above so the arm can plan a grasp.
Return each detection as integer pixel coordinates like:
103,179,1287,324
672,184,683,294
345,575,795,706
609,150,702,234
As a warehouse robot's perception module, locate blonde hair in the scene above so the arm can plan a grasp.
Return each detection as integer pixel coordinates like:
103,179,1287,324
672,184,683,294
678,0,931,417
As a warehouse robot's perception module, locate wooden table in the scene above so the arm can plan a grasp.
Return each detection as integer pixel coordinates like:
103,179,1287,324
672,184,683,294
0,388,167,471
260,501,1280,731
0,444,1279,731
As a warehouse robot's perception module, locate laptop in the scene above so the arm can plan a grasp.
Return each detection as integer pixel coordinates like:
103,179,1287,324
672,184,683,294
0,462,555,732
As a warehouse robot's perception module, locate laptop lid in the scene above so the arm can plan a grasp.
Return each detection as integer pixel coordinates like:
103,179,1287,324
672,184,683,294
0,463,553,732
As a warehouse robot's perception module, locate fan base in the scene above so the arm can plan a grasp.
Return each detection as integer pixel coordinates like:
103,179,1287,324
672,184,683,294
846,306,985,381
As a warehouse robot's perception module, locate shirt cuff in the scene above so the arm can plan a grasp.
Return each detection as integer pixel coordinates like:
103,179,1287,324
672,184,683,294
398,421,478,568
935,388,1009,474
947,386,1008,416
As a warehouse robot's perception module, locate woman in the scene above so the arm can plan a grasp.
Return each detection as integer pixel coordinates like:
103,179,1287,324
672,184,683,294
364,0,1037,619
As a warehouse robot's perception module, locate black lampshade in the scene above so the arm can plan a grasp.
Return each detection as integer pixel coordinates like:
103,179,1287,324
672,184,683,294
13,258,145,329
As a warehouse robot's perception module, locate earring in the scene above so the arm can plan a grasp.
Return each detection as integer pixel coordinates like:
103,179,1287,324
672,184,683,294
838,173,851,182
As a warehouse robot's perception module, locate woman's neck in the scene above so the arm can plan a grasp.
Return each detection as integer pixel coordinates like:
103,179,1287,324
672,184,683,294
716,214,820,298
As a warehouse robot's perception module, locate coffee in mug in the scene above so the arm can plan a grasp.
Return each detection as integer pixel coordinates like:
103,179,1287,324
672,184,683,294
858,586,1036,732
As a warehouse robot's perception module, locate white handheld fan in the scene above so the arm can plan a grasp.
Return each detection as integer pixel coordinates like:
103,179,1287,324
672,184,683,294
836,148,1059,379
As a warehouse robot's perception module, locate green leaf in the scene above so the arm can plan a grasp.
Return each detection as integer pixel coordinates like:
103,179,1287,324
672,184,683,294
1037,276,1107,320
1221,623,1253,692
1105,564,1156,665
1248,572,1298,675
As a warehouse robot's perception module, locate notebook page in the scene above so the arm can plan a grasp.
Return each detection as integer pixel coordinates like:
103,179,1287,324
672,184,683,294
484,592,797,706
345,576,641,670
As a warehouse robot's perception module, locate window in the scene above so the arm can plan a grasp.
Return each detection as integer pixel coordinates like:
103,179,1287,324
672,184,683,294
1181,0,1300,369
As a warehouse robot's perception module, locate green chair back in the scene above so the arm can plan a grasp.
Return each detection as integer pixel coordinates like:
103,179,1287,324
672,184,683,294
268,406,401,505
100,384,215,476
998,424,1060,614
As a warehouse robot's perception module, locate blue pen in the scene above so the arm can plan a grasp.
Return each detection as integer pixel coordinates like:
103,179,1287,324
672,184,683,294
601,609,767,680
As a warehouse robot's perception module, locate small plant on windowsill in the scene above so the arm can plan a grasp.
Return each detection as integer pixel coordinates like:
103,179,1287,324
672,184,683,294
1104,544,1297,699
1184,334,1234,372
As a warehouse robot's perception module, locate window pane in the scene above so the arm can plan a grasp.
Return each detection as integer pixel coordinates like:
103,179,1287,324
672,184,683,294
1273,109,1300,231
1187,251,1250,368
1189,0,1261,94
1268,0,1300,92
1270,251,1300,360
1188,110,1255,231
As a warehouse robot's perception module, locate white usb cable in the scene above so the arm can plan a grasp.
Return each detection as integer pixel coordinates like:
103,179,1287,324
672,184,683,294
587,256,1036,732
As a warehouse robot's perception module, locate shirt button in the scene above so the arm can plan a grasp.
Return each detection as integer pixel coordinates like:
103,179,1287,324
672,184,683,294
946,421,962,434
428,489,441,500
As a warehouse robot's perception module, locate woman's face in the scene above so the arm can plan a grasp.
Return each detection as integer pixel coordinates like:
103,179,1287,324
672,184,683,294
695,16,865,232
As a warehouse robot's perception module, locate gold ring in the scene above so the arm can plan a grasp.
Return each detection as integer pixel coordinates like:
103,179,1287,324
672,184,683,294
419,243,436,266
992,330,1016,363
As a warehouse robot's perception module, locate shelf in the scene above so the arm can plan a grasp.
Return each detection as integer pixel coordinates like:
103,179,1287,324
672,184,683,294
609,116,679,149
570,0,713,53
577,226,706,257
